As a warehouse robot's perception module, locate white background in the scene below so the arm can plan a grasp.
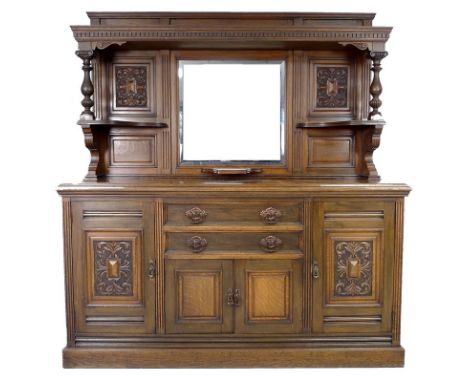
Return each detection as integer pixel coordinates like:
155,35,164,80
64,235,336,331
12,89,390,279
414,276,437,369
0,0,466,380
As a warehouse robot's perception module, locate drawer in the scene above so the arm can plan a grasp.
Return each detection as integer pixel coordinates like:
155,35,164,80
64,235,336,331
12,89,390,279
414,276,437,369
166,232,303,254
165,200,303,226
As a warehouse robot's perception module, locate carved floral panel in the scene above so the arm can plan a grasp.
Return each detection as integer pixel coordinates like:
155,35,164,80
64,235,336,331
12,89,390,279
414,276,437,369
316,66,349,109
334,241,372,297
93,240,133,296
115,65,148,108
86,231,141,305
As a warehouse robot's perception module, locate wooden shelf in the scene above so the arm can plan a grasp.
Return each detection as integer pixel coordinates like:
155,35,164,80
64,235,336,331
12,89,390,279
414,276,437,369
77,119,168,128
296,120,385,128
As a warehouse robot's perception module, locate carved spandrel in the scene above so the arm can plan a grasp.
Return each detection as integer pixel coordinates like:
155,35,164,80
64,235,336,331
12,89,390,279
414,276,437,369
93,240,133,296
115,65,148,108
335,241,373,297
316,66,349,109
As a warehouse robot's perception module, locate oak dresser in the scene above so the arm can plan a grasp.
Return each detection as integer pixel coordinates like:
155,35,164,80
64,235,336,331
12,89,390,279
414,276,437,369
59,12,410,368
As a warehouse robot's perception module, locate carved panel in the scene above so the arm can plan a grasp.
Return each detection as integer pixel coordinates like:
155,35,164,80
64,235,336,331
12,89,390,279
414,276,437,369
86,231,141,305
316,65,349,109
115,65,148,108
334,241,373,296
246,271,291,322
176,271,221,321
325,230,381,305
93,240,133,296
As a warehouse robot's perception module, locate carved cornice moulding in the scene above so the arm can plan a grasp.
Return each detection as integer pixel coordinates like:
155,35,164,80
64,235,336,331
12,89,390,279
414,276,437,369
71,26,392,45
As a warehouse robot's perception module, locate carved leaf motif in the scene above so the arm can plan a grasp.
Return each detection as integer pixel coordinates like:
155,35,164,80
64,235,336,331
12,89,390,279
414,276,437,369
94,240,133,296
185,207,208,224
259,235,283,252
316,66,348,108
334,241,372,296
259,207,283,224
115,65,148,108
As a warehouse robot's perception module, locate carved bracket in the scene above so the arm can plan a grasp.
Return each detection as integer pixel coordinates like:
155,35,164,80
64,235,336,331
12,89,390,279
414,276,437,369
80,123,107,180
368,51,388,120
363,124,384,180
91,41,127,50
76,50,95,121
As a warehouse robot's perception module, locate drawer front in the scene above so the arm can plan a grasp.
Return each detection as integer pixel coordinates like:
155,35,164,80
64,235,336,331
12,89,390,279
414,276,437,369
166,232,303,254
165,200,303,226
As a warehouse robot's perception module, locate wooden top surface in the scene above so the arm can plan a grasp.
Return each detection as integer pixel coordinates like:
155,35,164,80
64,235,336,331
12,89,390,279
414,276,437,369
57,179,410,196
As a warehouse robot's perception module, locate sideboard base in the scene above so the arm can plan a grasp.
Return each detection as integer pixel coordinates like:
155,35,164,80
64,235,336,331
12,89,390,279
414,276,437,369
63,346,405,368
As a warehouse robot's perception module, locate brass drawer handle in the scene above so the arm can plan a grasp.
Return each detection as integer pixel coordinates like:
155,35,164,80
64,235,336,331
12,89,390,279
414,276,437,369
187,235,208,253
259,235,283,252
259,207,283,224
185,207,208,224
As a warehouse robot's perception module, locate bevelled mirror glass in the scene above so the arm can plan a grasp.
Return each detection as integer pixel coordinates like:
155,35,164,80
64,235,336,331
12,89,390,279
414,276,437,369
179,60,285,163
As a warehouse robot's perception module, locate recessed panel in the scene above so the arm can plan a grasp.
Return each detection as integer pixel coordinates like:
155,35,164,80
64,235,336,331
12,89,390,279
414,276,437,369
308,136,354,168
325,231,382,306
86,231,142,305
111,137,156,166
176,271,221,321
247,271,291,321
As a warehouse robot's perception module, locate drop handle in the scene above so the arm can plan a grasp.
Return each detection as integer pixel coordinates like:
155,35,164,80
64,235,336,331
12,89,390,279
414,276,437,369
312,260,320,279
148,260,156,279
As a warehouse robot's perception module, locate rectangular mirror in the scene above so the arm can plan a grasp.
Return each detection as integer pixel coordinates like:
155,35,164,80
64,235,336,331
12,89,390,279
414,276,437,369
179,60,285,164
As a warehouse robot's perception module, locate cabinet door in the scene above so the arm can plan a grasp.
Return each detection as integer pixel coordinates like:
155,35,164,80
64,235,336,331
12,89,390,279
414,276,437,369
165,259,234,334
72,199,155,335
235,260,303,334
312,200,395,334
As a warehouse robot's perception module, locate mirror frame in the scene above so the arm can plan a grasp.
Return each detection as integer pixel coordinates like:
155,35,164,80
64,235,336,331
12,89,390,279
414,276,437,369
172,50,293,176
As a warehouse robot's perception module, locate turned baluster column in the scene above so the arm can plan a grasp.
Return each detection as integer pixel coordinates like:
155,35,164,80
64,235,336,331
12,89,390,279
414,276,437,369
368,51,388,120
76,50,95,121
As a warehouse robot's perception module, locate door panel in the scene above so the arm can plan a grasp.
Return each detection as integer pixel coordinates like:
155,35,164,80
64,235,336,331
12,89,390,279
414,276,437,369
235,260,303,334
312,200,395,334
165,259,234,334
72,199,155,335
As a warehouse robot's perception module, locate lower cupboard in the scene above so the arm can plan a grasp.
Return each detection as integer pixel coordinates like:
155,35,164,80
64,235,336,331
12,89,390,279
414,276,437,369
60,187,409,367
